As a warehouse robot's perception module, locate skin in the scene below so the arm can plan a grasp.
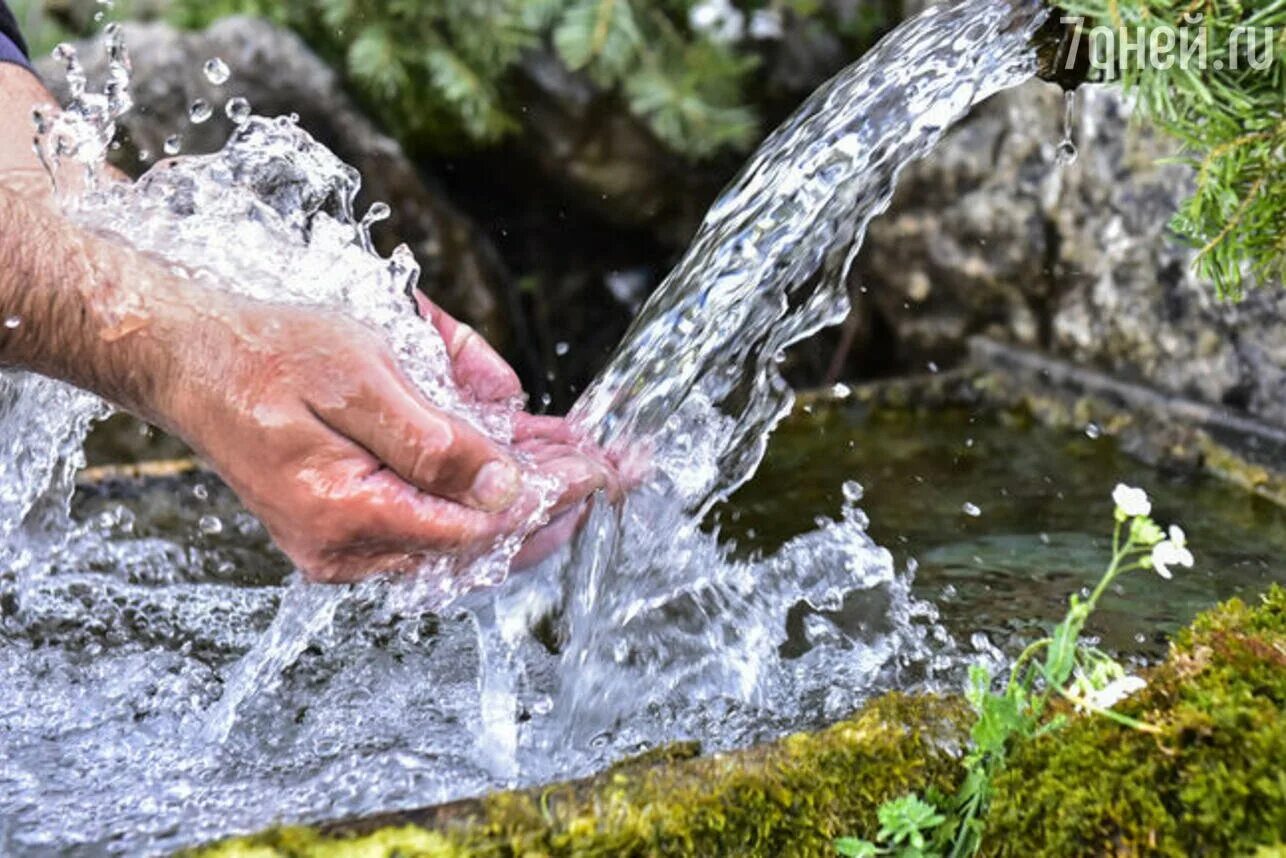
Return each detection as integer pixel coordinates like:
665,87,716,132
0,61,618,582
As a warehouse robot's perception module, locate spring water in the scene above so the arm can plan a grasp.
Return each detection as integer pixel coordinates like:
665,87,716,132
0,1,1046,853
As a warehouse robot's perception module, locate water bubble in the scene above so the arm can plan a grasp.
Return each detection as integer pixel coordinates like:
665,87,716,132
163,134,182,155
198,514,223,535
3,316,20,329
1084,421,1101,439
1056,140,1078,166
203,57,231,86
555,341,570,357
225,97,251,125
188,98,212,124
137,148,150,162
927,360,939,373
192,484,209,501
830,382,852,398
961,501,982,517
841,480,864,503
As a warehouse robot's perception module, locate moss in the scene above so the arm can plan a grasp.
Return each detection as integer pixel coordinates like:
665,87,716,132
191,826,464,858
187,694,971,858
985,586,1286,857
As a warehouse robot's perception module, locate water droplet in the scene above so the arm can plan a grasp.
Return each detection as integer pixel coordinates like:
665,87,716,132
362,201,390,224
962,502,982,517
3,316,20,329
927,361,939,373
841,480,864,503
830,382,851,398
137,148,150,162
203,57,230,86
93,10,104,22
192,484,209,501
1056,89,1078,167
188,98,212,124
555,341,569,357
1134,632,1147,644
225,97,251,124
198,514,223,535
1084,421,1102,439
163,134,182,155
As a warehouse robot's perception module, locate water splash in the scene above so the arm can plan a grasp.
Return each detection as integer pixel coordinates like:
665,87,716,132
0,0,1045,853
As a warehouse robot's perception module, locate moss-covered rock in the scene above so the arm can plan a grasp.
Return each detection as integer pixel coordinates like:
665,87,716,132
986,586,1286,856
189,588,1286,857
187,694,971,858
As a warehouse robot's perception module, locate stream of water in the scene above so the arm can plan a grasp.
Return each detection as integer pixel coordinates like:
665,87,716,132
0,1,1048,853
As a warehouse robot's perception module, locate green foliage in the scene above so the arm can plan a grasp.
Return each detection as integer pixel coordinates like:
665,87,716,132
838,484,1190,858
1056,0,1286,296
169,0,783,159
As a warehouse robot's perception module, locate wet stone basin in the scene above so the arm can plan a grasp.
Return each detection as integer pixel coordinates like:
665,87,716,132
718,402,1286,661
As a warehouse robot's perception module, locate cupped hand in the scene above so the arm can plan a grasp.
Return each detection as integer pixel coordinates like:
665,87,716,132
138,287,618,582
413,291,626,569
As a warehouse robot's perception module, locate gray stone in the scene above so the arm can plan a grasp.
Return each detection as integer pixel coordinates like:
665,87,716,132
852,79,1285,425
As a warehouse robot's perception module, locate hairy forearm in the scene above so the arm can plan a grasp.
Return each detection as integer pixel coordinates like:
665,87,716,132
0,183,174,413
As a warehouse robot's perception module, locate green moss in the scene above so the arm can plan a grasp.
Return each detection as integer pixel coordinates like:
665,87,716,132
187,694,971,858
191,826,464,858
985,586,1286,856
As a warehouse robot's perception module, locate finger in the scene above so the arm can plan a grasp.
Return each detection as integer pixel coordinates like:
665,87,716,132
512,412,581,445
309,364,522,513
511,505,586,571
293,467,542,583
415,290,521,402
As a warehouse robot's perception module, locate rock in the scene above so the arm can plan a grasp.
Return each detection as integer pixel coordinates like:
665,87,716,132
36,18,515,352
851,79,1286,426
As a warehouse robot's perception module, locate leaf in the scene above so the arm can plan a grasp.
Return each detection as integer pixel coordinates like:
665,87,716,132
423,47,513,141
347,26,407,99
553,0,641,81
835,837,881,858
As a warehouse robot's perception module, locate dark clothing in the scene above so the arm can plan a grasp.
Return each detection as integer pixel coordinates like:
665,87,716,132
0,0,32,71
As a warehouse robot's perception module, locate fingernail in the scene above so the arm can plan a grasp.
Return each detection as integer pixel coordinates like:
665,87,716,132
470,460,522,511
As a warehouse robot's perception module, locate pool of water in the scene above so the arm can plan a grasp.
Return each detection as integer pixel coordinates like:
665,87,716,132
8,397,1282,855
720,401,1286,661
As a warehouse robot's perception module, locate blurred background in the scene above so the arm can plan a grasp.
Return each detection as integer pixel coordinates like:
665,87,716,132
13,0,1286,455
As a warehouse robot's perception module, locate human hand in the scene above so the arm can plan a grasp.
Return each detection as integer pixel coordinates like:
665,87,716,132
411,291,624,569
133,289,544,581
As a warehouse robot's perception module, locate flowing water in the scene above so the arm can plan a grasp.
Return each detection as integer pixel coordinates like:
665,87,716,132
0,2,1057,853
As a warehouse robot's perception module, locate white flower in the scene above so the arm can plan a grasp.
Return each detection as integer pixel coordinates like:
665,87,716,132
749,8,783,40
1085,675,1147,710
690,0,745,44
1167,525,1186,547
1151,537,1194,580
1112,483,1151,518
